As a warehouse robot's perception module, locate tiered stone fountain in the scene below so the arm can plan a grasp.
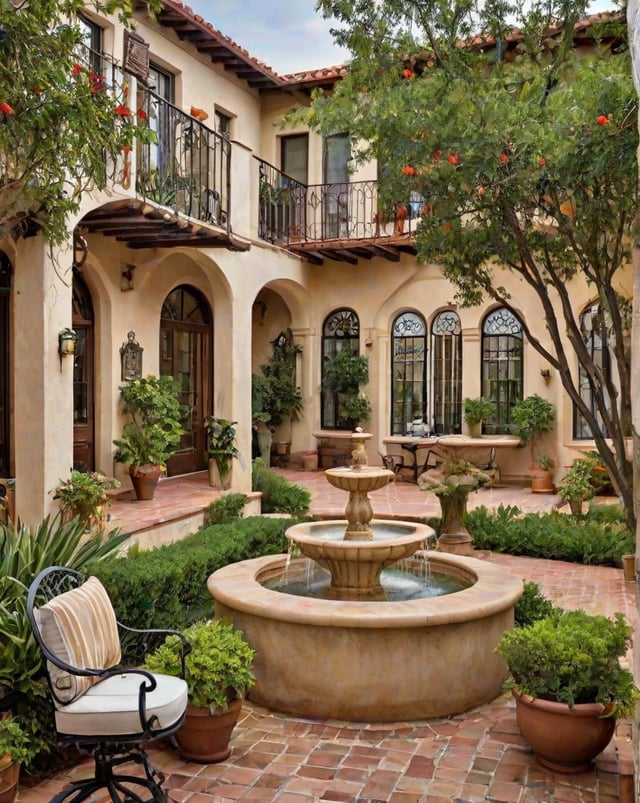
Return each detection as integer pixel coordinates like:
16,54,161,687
208,431,522,721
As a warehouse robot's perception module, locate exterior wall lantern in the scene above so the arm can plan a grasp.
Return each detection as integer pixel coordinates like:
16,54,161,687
58,328,77,371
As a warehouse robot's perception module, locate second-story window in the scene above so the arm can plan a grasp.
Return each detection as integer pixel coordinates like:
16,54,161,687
137,63,175,202
323,133,350,239
282,135,308,185
481,308,523,433
215,110,232,138
431,310,462,434
391,312,426,435
78,14,103,74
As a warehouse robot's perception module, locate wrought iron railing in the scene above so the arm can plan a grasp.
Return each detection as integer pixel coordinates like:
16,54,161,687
136,91,230,229
256,158,421,246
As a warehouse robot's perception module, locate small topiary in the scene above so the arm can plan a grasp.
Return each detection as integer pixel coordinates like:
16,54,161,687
203,493,247,525
514,580,558,627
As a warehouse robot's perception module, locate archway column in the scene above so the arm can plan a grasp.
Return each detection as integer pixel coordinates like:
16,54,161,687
217,294,252,493
13,237,74,526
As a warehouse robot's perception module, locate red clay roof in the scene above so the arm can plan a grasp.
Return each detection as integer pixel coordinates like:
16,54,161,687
156,3,623,91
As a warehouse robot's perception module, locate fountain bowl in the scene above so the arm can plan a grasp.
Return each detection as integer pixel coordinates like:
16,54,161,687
325,466,394,493
208,551,523,721
286,518,432,598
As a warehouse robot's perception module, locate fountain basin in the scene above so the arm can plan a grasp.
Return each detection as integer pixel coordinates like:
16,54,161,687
208,552,523,721
286,519,432,598
325,466,394,493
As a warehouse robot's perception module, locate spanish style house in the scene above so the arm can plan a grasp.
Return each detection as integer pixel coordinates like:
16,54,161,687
0,1,628,525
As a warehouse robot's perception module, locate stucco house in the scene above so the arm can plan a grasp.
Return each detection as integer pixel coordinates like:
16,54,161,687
0,1,628,527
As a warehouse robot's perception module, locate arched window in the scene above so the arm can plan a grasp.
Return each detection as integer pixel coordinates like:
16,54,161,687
431,310,462,434
481,308,523,432
0,252,11,477
574,302,610,439
160,285,212,474
321,308,359,429
391,312,426,435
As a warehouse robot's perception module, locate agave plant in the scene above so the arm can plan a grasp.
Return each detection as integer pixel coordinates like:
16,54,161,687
0,514,128,764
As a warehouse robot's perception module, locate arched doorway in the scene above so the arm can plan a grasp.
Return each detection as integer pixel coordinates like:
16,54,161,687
72,272,95,471
160,285,212,476
0,252,11,477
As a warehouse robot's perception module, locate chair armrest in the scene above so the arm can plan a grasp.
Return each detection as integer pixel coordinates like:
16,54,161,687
118,623,191,678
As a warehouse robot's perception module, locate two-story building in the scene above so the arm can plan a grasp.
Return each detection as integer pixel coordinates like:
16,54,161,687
0,1,628,525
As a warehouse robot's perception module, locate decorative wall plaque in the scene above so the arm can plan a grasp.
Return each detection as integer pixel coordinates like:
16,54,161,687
120,331,143,381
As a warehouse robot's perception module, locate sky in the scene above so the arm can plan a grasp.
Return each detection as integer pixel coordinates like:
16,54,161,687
183,0,620,76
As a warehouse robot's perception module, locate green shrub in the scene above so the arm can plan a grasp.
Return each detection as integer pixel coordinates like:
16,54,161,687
514,581,558,627
496,609,639,716
252,458,311,515
466,504,633,566
93,516,292,649
204,493,247,525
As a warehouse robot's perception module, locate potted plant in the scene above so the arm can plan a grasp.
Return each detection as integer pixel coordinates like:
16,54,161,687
463,397,495,437
204,416,240,490
253,330,303,454
511,395,555,492
144,619,255,763
557,457,597,514
113,375,186,500
0,716,36,803
496,609,639,773
53,470,120,530
322,348,371,429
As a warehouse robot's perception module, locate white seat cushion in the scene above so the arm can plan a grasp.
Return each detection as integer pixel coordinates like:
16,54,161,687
54,672,188,737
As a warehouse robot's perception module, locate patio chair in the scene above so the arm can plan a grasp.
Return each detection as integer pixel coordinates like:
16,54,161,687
26,565,189,802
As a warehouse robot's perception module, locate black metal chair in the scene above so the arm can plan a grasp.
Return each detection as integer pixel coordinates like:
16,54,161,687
27,566,190,803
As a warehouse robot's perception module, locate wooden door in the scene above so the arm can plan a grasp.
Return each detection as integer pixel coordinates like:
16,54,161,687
72,274,95,471
160,286,212,476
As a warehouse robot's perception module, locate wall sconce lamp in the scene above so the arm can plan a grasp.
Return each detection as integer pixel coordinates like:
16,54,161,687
58,328,77,371
540,368,551,384
121,264,136,292
365,336,373,348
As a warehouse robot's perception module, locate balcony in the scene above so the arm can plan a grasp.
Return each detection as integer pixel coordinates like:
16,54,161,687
256,159,419,265
81,79,248,252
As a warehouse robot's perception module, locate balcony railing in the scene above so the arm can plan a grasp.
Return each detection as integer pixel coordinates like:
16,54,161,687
136,91,231,230
257,158,421,247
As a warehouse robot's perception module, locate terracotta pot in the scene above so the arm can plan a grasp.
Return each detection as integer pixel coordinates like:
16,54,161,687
0,756,20,803
129,465,163,501
512,688,615,773
175,698,243,763
529,465,554,494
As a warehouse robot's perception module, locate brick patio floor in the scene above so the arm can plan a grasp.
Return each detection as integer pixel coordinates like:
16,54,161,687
17,469,637,802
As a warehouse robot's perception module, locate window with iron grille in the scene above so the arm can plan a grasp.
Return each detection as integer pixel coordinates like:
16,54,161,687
321,308,359,429
391,312,426,435
431,310,462,434
481,308,523,432
574,302,610,439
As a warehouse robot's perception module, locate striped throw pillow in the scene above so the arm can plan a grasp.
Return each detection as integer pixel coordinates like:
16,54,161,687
36,576,122,704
